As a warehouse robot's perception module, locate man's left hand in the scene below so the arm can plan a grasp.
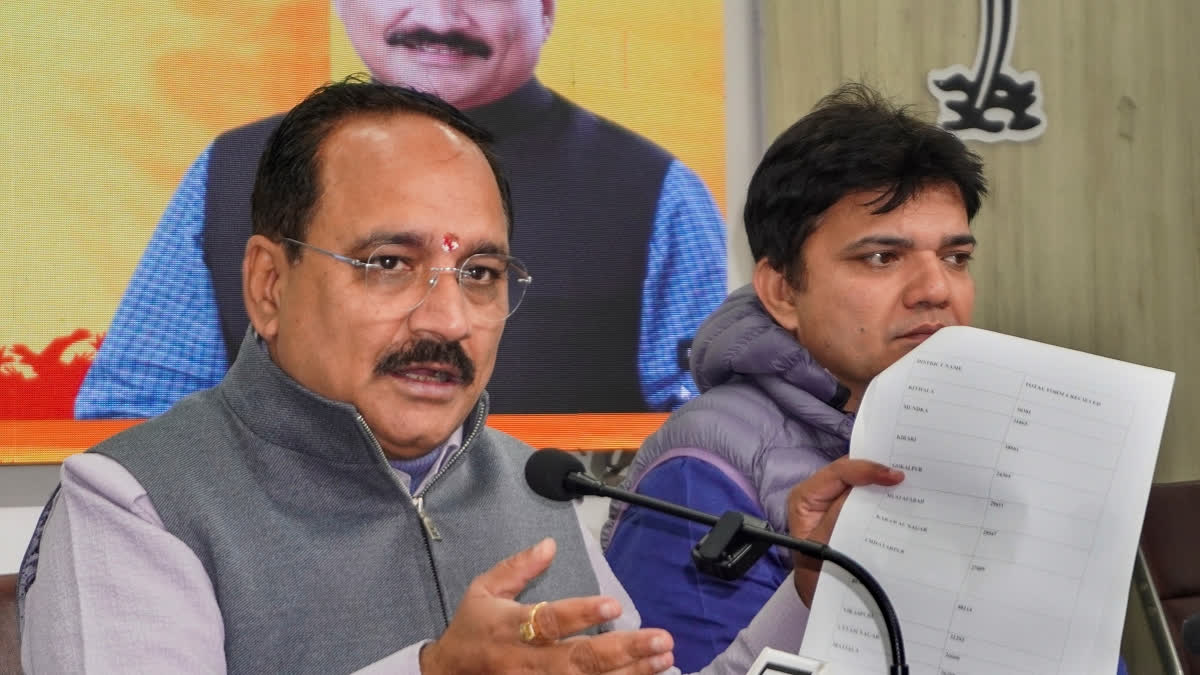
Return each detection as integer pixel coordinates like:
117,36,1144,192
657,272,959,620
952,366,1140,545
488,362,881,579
787,457,904,605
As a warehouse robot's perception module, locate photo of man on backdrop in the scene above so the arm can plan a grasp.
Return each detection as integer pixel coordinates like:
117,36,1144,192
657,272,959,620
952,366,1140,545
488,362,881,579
1,0,728,424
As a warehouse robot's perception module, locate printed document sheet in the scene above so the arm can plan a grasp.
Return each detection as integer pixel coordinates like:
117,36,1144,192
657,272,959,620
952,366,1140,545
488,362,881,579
798,326,1174,675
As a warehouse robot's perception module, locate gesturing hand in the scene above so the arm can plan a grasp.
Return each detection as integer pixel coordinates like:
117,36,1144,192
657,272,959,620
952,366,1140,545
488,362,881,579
788,458,904,606
420,538,675,675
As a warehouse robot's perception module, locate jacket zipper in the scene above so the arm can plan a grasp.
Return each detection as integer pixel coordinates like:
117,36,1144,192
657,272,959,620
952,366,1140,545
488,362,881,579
413,496,442,541
352,400,488,627
355,413,454,626
409,401,487,539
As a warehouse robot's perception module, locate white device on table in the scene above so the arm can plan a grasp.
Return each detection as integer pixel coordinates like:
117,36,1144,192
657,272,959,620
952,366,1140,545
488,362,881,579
745,647,828,675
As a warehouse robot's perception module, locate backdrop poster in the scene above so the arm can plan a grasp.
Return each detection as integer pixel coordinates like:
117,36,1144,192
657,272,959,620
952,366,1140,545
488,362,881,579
1,0,726,460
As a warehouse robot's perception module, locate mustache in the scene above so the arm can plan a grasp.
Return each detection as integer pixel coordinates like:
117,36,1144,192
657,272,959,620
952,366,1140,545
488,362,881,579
385,28,493,59
374,339,477,385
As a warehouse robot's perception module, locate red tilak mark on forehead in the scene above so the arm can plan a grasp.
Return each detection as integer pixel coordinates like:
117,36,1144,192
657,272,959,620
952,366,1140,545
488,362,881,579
441,234,460,252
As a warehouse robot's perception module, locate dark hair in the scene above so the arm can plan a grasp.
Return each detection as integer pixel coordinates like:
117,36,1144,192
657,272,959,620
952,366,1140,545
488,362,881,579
744,82,987,284
251,74,513,259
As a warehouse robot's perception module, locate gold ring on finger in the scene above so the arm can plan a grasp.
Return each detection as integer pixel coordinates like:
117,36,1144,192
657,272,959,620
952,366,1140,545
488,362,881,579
518,601,549,644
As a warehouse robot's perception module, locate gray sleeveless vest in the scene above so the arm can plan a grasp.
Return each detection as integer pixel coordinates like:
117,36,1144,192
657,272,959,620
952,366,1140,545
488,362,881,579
88,332,602,673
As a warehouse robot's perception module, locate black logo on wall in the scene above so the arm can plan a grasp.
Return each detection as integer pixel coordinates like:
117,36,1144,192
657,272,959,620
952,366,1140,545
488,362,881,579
928,0,1045,142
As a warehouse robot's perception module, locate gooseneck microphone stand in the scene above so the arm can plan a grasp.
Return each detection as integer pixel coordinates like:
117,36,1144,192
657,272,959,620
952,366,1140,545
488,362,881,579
526,449,909,675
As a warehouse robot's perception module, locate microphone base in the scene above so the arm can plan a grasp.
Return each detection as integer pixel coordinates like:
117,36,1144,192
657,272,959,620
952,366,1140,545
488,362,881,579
746,647,908,675
745,647,826,674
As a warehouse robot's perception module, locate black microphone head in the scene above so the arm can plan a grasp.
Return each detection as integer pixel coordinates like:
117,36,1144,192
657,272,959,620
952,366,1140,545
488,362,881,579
525,449,587,501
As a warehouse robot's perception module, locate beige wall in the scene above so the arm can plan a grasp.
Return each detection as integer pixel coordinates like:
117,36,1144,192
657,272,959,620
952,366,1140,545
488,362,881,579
761,0,1199,482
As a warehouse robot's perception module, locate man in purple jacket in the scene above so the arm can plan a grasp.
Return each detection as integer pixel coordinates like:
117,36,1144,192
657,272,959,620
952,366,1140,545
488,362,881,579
602,82,986,668
604,83,1131,675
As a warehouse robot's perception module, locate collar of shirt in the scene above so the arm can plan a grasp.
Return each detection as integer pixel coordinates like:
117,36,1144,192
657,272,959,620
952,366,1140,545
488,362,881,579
387,426,464,494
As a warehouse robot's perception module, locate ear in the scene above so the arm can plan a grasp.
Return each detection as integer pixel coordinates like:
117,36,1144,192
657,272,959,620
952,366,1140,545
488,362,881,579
243,235,289,342
752,258,801,333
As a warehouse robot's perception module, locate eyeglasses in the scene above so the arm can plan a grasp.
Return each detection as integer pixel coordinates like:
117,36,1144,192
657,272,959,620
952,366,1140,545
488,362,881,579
283,238,532,324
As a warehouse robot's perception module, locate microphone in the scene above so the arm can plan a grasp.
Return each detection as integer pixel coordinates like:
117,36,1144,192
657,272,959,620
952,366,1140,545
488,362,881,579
525,449,910,675
526,449,767,537
527,451,777,577
1185,612,1200,654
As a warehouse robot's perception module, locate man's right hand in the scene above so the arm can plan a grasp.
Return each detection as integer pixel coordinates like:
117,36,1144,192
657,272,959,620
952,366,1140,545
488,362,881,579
420,538,675,674
788,457,905,606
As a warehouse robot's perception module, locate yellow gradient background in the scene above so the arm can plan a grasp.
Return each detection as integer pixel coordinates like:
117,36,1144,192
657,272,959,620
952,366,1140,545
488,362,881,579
4,0,724,351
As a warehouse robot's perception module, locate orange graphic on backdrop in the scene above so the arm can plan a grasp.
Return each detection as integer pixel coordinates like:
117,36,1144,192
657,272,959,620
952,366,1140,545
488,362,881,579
92,0,333,189
154,0,330,132
0,330,103,419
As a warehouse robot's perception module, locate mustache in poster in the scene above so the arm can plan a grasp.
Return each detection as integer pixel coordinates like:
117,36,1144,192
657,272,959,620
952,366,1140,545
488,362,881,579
386,28,493,60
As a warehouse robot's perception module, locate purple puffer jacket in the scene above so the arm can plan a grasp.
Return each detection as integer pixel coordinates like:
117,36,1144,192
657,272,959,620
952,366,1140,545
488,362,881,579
602,285,854,546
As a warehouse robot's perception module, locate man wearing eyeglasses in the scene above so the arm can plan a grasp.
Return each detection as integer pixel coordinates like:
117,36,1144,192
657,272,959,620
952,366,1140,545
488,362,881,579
18,80,806,674
74,0,726,419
